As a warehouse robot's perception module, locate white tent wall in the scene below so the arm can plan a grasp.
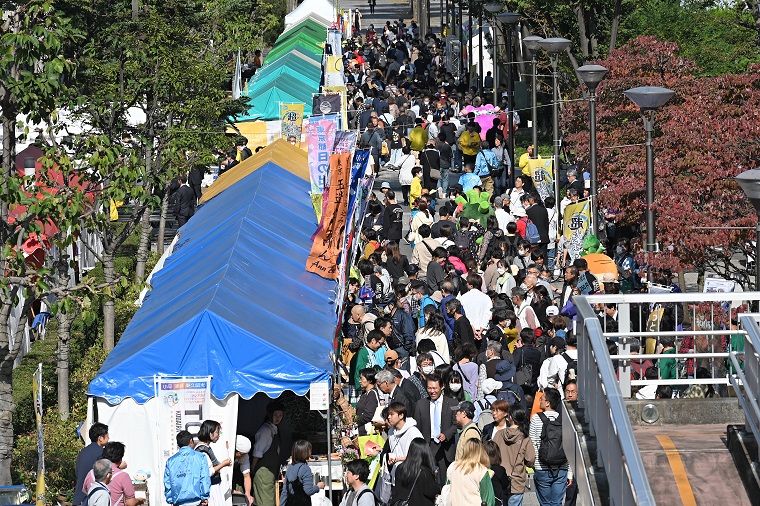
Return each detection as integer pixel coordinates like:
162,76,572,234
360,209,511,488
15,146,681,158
86,394,239,506
283,0,334,28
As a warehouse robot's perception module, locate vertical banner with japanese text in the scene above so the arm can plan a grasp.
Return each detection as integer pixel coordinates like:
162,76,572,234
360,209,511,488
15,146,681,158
154,376,212,484
563,199,591,265
33,364,45,506
527,158,554,202
280,103,304,146
306,152,352,279
305,118,338,194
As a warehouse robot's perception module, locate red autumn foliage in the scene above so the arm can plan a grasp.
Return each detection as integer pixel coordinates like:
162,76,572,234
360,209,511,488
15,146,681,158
562,36,760,271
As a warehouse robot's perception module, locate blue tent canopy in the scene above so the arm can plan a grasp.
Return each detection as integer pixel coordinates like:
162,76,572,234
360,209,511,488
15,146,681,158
88,163,336,404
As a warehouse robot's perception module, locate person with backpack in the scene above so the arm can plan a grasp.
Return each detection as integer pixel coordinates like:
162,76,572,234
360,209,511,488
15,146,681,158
279,440,324,506
529,388,571,506
479,397,509,442
538,334,578,398
474,140,499,194
85,460,114,506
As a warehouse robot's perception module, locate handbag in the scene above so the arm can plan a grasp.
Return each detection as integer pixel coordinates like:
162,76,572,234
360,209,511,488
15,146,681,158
390,470,421,506
423,149,441,180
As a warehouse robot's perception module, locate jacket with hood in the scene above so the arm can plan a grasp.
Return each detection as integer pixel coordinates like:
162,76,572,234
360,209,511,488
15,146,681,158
494,426,535,494
386,418,423,463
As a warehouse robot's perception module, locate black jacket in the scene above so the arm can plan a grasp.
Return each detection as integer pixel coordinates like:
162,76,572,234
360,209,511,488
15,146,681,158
176,185,196,218
382,203,404,241
414,396,458,461
525,203,550,243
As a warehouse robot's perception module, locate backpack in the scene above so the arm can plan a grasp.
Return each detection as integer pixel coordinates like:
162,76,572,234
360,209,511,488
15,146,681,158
284,464,311,506
378,53,388,67
358,489,376,506
561,352,577,387
452,230,473,259
523,218,541,244
83,484,109,506
475,398,493,431
538,412,567,468
496,382,526,410
513,352,535,391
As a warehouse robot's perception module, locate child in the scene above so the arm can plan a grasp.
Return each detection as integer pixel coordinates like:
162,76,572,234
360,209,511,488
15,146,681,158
458,163,481,193
410,166,423,205
485,440,510,506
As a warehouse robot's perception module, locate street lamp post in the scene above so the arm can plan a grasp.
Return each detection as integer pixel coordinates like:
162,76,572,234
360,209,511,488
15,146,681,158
483,2,502,106
623,86,675,254
523,35,543,159
538,37,571,209
497,12,521,186
478,8,484,96
736,169,760,301
576,64,608,232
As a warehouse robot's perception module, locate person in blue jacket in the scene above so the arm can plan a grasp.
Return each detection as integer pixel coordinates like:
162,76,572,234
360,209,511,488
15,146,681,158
164,431,211,506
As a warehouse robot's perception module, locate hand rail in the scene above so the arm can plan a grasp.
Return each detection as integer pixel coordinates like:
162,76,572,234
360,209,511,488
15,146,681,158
737,313,760,462
575,295,657,506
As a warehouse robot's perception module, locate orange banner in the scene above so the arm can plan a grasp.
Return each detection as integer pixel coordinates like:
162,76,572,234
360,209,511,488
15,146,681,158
306,152,352,279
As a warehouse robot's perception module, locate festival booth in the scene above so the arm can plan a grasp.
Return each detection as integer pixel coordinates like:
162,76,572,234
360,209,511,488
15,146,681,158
86,164,337,506
200,140,309,204
283,0,334,28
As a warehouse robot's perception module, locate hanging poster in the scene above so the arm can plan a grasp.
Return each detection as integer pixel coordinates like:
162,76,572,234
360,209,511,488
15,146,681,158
306,152,352,279
563,198,591,265
312,93,343,117
527,158,554,202
305,118,338,193
280,103,304,147
154,376,212,465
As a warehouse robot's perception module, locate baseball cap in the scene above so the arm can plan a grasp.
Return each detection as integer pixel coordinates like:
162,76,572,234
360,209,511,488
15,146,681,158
546,305,560,317
450,401,476,419
381,181,391,189
236,435,252,453
385,349,399,362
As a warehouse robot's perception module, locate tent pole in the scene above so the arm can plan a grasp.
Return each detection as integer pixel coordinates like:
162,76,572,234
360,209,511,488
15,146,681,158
326,376,333,502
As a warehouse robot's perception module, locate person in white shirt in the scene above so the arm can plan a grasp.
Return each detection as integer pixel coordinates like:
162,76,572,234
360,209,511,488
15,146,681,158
458,273,493,342
493,196,514,233
538,336,577,397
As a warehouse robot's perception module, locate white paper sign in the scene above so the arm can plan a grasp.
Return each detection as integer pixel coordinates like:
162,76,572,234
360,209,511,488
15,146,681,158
310,380,330,411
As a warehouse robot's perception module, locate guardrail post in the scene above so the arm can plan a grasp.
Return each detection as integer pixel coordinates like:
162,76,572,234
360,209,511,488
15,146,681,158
618,302,632,398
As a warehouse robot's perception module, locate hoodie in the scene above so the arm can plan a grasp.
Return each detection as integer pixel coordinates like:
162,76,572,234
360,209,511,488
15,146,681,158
386,418,423,464
494,426,535,494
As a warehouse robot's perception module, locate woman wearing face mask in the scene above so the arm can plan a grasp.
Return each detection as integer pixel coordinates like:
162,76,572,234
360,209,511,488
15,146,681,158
444,369,469,402
495,259,516,295
512,239,532,280
355,368,382,436
415,311,449,362
413,352,436,390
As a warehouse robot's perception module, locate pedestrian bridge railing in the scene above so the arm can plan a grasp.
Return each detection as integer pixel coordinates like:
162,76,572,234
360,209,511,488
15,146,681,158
734,313,760,463
573,291,760,505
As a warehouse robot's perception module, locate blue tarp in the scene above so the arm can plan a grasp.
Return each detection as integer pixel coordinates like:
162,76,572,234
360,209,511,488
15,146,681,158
87,163,336,404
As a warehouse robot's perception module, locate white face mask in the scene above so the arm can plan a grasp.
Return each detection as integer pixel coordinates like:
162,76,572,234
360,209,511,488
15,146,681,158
449,383,462,392
421,365,434,375
518,250,527,257
383,305,392,315
497,268,506,275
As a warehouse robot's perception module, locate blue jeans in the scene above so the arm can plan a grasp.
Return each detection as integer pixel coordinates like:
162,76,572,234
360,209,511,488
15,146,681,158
534,469,567,506
437,166,450,196
508,494,523,506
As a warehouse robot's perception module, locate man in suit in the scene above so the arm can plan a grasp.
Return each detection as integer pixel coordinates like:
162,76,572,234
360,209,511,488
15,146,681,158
376,369,414,415
188,165,204,202
175,175,196,227
413,372,457,485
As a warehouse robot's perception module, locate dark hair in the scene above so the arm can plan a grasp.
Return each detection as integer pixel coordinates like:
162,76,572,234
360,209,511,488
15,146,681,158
102,441,125,464
197,420,221,443
422,311,446,334
346,458,370,482
655,385,673,399
506,221,517,234
459,216,470,229
509,404,531,437
367,329,384,344
543,388,561,410
360,368,377,384
387,401,407,419
291,439,313,463
418,223,431,238
466,272,482,289
89,423,109,443
177,430,193,448
426,372,444,388
417,337,437,354
395,439,435,487
266,401,285,416
445,298,462,314
386,189,396,200
519,327,535,344
485,440,501,466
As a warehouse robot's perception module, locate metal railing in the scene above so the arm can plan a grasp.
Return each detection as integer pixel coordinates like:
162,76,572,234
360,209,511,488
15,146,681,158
734,314,760,462
574,291,760,505
575,296,656,506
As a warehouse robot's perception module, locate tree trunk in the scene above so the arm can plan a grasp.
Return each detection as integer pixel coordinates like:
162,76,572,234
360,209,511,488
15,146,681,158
0,291,32,484
157,183,170,256
574,1,590,59
103,250,116,351
57,309,71,420
134,202,152,282
609,0,622,52
0,115,16,226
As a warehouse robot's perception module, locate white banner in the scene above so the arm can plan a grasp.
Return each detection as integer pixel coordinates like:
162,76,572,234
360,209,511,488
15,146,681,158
154,376,212,498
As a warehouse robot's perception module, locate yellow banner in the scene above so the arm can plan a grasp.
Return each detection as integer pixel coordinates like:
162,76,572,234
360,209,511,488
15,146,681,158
646,307,665,354
280,103,304,147
563,199,591,261
33,364,45,506
527,158,554,202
